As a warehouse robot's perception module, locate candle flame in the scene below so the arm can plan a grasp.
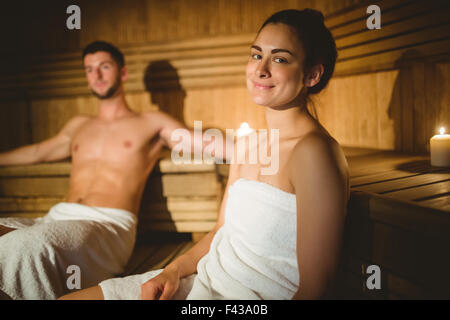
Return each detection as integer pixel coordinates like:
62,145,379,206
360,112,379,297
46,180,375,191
439,127,445,135
237,122,253,137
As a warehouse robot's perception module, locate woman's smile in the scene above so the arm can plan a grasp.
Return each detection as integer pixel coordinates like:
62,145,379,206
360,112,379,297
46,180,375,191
253,81,275,90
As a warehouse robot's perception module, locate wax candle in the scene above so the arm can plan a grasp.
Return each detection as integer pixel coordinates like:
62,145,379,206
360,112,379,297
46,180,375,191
430,127,450,167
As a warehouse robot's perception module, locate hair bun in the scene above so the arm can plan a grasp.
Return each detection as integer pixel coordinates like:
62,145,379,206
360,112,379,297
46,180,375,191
303,9,325,24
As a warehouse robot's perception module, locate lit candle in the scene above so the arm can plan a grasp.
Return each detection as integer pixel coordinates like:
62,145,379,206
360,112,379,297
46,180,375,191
236,122,254,137
430,127,450,167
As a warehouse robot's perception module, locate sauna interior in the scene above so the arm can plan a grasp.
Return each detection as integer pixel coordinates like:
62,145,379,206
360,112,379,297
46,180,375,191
0,0,449,299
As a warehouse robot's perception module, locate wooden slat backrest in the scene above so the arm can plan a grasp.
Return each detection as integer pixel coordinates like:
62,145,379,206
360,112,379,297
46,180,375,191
0,156,222,234
1,0,449,99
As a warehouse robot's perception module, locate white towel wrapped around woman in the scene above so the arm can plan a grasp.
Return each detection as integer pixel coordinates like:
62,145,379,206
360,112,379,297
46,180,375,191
99,178,299,300
0,202,137,300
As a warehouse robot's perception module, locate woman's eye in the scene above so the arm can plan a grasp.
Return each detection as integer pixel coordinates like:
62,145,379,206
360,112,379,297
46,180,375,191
251,53,262,60
102,65,110,69
274,57,287,64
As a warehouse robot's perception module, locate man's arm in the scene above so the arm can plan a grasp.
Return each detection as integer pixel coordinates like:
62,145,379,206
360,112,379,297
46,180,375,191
153,111,232,163
0,116,89,166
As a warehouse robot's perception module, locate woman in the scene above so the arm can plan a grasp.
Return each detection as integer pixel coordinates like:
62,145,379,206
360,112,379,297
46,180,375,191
60,8,349,300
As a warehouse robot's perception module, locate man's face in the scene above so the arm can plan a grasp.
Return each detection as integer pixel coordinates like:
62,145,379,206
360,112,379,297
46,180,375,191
83,51,125,99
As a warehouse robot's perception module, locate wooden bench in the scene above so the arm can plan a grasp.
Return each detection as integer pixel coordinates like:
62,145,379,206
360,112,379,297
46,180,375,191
334,148,450,299
1,147,449,298
0,149,223,278
217,147,450,299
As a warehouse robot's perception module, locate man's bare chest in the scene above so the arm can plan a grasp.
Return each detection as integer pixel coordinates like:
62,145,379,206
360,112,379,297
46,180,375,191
70,119,160,161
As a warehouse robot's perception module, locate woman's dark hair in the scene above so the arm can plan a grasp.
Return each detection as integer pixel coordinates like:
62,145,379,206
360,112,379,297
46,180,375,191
259,9,337,95
82,41,125,68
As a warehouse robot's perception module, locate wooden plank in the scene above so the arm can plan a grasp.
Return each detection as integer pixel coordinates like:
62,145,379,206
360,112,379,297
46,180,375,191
0,211,46,219
12,73,247,98
161,173,220,197
139,221,216,233
399,65,415,152
369,222,450,294
386,272,432,299
343,146,382,157
331,1,446,39
347,153,429,178
0,177,69,196
343,192,374,261
120,243,164,276
158,158,216,173
0,157,214,178
0,197,63,212
354,173,450,194
369,194,450,237
382,180,450,201
336,8,450,49
0,63,247,91
143,198,219,213
335,38,450,77
338,22,450,61
349,159,442,186
417,194,450,211
339,253,371,276
412,61,428,154
0,55,247,85
142,210,218,221
325,0,410,29
334,269,366,297
131,241,192,274
0,161,71,177
351,169,429,187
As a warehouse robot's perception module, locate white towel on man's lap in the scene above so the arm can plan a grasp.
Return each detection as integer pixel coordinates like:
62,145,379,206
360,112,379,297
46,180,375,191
100,178,299,300
0,202,137,300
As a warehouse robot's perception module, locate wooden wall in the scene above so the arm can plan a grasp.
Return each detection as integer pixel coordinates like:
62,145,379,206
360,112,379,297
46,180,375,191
0,0,449,154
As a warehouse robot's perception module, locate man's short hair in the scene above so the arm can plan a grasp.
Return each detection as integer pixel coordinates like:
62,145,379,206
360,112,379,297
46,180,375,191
82,41,125,68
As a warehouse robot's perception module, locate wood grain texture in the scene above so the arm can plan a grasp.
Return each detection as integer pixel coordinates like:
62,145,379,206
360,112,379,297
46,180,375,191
1,0,449,154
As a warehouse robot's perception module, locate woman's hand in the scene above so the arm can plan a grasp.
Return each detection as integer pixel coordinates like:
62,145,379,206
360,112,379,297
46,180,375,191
141,268,180,300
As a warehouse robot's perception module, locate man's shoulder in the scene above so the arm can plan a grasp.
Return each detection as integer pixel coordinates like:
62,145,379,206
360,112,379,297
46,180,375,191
141,110,184,129
62,115,93,132
68,114,93,125
141,110,173,121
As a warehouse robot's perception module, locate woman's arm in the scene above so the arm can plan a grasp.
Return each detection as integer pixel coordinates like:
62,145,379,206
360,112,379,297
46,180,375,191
141,156,241,299
289,133,349,299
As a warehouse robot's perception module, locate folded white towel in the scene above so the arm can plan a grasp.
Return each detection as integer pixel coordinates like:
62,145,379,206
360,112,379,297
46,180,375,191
0,202,137,300
187,178,299,299
99,178,298,300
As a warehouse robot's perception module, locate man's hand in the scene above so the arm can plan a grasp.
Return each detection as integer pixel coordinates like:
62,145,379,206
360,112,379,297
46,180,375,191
141,269,180,300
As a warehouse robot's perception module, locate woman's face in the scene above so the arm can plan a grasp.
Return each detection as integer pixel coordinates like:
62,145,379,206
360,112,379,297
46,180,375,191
246,23,306,109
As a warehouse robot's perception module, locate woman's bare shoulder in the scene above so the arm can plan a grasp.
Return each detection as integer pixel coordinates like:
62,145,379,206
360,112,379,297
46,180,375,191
293,130,335,155
289,130,349,196
290,130,348,175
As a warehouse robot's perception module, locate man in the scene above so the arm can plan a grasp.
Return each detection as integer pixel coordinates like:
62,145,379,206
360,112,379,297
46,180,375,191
0,41,222,300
